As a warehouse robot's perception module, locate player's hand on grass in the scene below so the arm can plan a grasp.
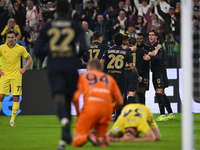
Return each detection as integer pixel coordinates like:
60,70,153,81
75,115,79,122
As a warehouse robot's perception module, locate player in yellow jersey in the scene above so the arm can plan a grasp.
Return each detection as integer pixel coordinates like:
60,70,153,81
108,104,161,142
0,31,33,127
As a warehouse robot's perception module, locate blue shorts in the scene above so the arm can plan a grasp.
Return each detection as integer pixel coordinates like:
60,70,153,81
48,70,79,100
152,71,168,90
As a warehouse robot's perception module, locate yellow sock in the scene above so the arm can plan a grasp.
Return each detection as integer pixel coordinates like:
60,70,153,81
11,102,20,121
0,101,2,112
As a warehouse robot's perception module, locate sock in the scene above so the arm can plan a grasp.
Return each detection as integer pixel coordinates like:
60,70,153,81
126,96,135,104
114,105,123,122
11,102,19,121
55,102,68,121
138,93,145,104
163,94,173,114
73,134,88,147
0,101,2,112
156,93,165,115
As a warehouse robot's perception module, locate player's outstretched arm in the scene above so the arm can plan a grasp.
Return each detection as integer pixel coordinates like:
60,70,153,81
129,63,142,82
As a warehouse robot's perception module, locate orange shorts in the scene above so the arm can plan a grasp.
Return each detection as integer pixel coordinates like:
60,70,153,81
74,101,112,136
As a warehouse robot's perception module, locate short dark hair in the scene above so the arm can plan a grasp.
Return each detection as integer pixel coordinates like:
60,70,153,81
149,30,158,36
56,0,70,15
128,37,136,46
114,33,123,46
123,35,129,42
88,59,102,70
93,31,103,40
7,31,15,36
15,32,19,37
137,32,145,37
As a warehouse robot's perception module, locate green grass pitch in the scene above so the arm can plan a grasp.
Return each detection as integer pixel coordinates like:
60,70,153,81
0,113,200,150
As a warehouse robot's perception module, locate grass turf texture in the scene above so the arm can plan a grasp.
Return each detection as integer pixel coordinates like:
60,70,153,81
0,113,199,150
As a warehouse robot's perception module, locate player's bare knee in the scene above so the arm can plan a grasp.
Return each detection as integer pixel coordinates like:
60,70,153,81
13,96,19,102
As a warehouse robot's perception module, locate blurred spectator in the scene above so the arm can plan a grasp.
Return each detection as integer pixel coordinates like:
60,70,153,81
154,0,170,21
25,0,41,30
106,0,122,10
143,4,164,35
130,7,146,34
13,0,24,33
175,1,180,21
193,20,199,68
27,24,39,69
193,0,200,12
162,32,180,68
71,0,83,15
83,0,98,9
134,0,151,16
15,32,26,48
124,0,133,18
82,21,93,46
156,2,180,43
1,18,21,43
68,4,79,23
103,5,114,19
16,0,26,15
0,0,12,44
91,13,111,45
96,0,107,14
194,10,200,22
81,0,97,28
42,1,55,22
124,24,137,38
5,0,16,17
112,10,130,35
109,1,129,20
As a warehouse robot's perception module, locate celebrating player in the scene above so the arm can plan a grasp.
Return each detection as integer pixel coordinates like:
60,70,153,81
100,33,142,121
72,59,123,147
143,30,175,121
125,37,161,104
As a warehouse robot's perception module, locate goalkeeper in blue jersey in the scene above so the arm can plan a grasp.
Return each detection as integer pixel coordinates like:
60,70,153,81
108,104,160,142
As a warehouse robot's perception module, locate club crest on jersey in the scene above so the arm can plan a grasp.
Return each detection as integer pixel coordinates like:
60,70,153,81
15,51,17,54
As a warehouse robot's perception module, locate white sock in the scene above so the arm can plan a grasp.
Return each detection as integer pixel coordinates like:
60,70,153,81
169,113,174,116
161,115,166,117
10,120,14,123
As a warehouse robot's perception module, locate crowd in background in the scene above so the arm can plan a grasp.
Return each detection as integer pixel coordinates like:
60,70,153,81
0,0,199,69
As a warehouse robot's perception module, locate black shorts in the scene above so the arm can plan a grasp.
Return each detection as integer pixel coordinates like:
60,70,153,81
117,82,126,95
48,70,79,100
139,73,149,90
152,71,168,90
125,72,138,92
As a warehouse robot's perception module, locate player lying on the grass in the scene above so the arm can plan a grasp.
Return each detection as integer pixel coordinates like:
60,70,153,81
108,103,161,142
72,59,123,147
